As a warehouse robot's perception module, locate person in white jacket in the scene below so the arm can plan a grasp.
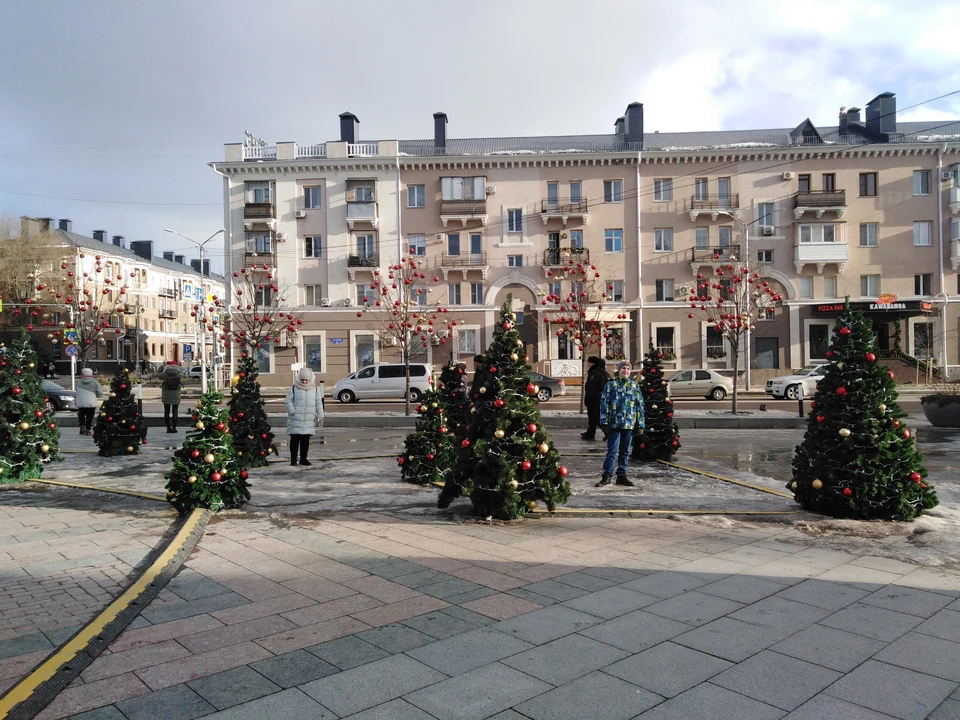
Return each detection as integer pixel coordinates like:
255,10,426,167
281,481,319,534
285,367,324,466
75,368,103,435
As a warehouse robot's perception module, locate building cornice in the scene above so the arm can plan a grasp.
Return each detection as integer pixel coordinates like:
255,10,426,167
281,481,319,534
641,144,960,164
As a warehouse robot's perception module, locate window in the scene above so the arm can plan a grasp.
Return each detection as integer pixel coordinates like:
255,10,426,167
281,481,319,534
822,173,836,192
255,286,273,306
441,176,485,200
654,228,673,252
514,312,524,325
859,172,878,197
569,181,582,204
757,250,773,263
823,276,837,298
915,273,933,295
799,277,813,299
458,328,478,356
304,285,324,306
410,285,427,306
914,322,934,358
547,281,562,298
304,186,322,209
913,221,932,247
694,178,708,201
603,180,622,203
809,325,830,360
695,227,709,249
408,234,426,256
859,223,878,247
706,327,725,359
508,255,523,267
470,233,482,255
251,234,271,253
759,308,776,321
507,209,523,233
953,218,960,241
470,283,484,304
356,285,375,305
352,184,374,202
448,283,461,305
445,232,460,256
718,226,732,247
246,182,271,203
571,281,584,298
546,181,559,208
106,339,114,359
255,345,271,374
304,338,323,373
655,327,675,358
304,235,321,258
860,274,880,297
569,230,583,249
799,224,837,243
356,234,375,258
913,170,931,196
757,202,774,228
655,279,674,302
605,229,624,252
607,280,624,302
606,328,624,360
557,331,572,360
407,184,425,207
654,178,673,202
798,174,811,193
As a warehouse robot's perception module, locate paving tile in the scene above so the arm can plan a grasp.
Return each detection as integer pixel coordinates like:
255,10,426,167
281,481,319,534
620,570,711,598
367,559,434,580
443,587,497,605
515,579,589,602
418,578,487,602
140,592,249,625
134,640,274,691
782,695,898,719
711,650,842,711
68,706,128,720
279,593,382,627
673,617,793,662
493,604,600,645
351,595,449,627
514,670,662,720
579,565,644,584
927,698,960,720
0,631,52,659
405,626,533,675
186,665,281,710
506,586,558,607
301,654,446,717
81,639,192,682
551,570,618,592
400,610,479,639
179,614,297,654
891,568,960,597
696,575,789,605
501,632,628,684
579,609,692,653
605,641,732,698
107,614,224,653
644,590,744,626
774,579,871,611
560,586,659,619
814,563,904,591
255,615,370,655
114,684,215,720
859,584,954,618
343,575,423,603
875,632,960,682
825,660,956,720
461,593,541,620
438,605,496,627
34,672,150,720
306,634,391,670
406,661,551,720
344,698,440,720
249,649,338,688
635,682,784,720
729,596,832,633
914,608,960,643
198,688,335,719
770,623,886,673
167,569,233,601
210,593,316,626
820,603,923,643
44,624,83,645
356,622,435,653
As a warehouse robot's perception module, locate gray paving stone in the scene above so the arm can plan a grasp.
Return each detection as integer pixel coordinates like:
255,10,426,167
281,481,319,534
673,617,793,662
500,633,629,685
140,591,249,624
438,605,496,627
405,626,533,675
774,578,871,611
605,641,732,698
372,560,435,581
579,566,644,584
914,608,960,643
405,661,551,720
697,575,789,605
345,698,439,719
68,707,127,720
306,634,390,670
187,665,281,710
820,603,923,643
711,650,842,711
927,698,960,720
552,571,617,592
200,688,335,719
126,615,152,630
356,622,435,653
418,577,486,601
249,649,339,688
782,695,900,719
0,631,52,659
860,585,955,618
493,605,600,645
770,623,886,673
115,684,215,720
301,653,446,717
487,711,529,720
519,579,590,602
644,590,744,626
168,568,233,601
506,586,558,606
44,624,83,646
729,596,832,633
444,587,497,605
826,660,956,720
875,632,960,682
514,670,662,720
620,570,711,598
560,586,659,619
580,609,692,653
636,682,784,720
401,610,480,639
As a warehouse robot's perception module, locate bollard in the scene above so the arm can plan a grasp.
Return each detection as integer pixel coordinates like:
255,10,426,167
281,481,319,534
798,385,805,418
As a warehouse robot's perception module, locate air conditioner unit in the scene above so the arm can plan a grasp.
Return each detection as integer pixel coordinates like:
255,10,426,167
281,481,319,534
760,225,776,236
435,233,443,241
941,171,955,182
485,185,496,195
437,329,449,338
319,298,332,307
295,210,307,218
782,172,794,180
676,284,693,297
275,232,287,241
342,297,354,307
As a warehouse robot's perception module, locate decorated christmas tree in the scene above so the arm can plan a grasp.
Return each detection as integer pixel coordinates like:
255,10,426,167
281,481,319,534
790,303,938,520
438,359,471,440
93,367,147,456
227,354,277,469
399,378,455,486
632,342,680,461
439,297,571,519
165,386,250,513
0,328,61,482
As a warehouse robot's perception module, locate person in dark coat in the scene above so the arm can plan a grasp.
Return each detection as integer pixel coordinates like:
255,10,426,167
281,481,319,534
581,356,611,440
160,364,183,433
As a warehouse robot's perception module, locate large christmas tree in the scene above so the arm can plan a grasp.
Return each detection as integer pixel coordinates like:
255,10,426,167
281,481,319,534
228,354,276,469
165,386,251,513
399,378,455,486
438,359,471,440
93,368,147,456
632,342,680,461
0,328,61,482
790,303,938,520
439,297,571,519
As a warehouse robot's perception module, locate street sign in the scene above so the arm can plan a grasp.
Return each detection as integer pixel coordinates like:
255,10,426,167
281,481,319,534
64,345,79,357
65,330,79,343
330,338,344,345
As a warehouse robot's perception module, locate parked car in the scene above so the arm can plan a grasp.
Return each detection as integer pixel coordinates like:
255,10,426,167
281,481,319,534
334,363,433,403
525,372,566,402
666,369,733,400
765,364,828,400
41,380,77,412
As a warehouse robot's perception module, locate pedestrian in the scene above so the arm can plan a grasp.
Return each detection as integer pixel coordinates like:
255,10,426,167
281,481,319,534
46,361,57,379
581,356,611,440
285,367,324,467
161,364,183,433
74,368,103,436
597,359,644,487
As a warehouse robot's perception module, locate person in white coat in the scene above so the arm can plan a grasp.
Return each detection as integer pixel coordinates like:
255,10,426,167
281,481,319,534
75,368,103,435
285,367,324,466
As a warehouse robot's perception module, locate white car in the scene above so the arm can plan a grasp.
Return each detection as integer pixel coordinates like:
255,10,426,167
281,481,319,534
666,369,733,400
764,364,828,400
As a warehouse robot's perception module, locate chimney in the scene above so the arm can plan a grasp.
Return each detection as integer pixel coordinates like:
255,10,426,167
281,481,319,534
129,240,152,260
58,219,73,233
847,107,861,125
202,260,210,277
112,235,124,248
614,116,626,136
839,107,848,137
162,251,174,261
866,92,896,136
38,218,52,232
624,102,644,147
339,112,359,144
433,112,447,149
190,259,202,273
92,229,107,242
174,254,185,265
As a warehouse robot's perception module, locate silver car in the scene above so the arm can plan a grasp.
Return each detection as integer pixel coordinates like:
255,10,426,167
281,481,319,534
666,369,733,400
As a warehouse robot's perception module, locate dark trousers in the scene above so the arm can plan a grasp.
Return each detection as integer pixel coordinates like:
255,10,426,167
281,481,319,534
290,434,310,463
77,408,95,431
584,401,601,437
164,404,179,431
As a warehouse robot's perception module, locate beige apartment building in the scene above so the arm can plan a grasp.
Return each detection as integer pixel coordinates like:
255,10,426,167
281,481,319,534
212,93,960,390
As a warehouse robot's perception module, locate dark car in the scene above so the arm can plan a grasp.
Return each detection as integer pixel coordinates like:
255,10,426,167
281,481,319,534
524,372,567,402
41,380,77,412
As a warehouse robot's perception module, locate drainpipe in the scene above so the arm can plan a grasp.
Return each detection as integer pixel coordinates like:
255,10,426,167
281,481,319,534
396,155,403,264
210,165,234,378
937,146,948,376
635,156,644,356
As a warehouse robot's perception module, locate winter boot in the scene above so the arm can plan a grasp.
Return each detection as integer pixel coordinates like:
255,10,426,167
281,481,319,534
580,432,596,441
616,472,634,487
595,473,612,487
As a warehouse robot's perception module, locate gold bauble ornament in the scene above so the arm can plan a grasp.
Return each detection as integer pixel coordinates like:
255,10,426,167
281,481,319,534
28,362,35,368
247,435,254,440
539,442,549,454
509,479,519,488
19,422,30,431
109,392,116,398
126,446,134,453
533,384,540,394
838,428,852,437
811,479,823,490
878,403,887,412
196,421,205,430
40,444,50,453
203,453,215,464
479,387,487,394
431,402,438,408
267,448,273,454
516,340,523,348
651,404,658,410
508,312,515,321
237,451,243,457
790,481,797,489
510,353,518,361
494,429,505,439
527,500,538,510
0,467,4,475
188,475,197,483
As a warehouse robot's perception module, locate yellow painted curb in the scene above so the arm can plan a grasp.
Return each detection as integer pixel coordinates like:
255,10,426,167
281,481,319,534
528,508,796,516
656,459,795,498
29,479,167,503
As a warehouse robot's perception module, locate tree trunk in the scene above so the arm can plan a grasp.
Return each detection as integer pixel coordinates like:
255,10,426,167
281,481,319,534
403,346,411,416
579,354,586,414
730,348,739,415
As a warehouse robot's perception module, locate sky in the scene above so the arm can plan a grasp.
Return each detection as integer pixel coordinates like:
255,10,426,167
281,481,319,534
1,0,959,273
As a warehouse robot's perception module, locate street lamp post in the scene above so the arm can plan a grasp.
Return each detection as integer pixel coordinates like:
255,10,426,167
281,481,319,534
164,228,224,394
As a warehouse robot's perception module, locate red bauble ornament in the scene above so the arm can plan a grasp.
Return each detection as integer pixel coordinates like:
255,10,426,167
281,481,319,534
397,457,405,465
427,453,434,460
817,415,825,422
526,383,536,394
888,370,895,380
521,460,532,471
461,439,471,448
493,398,504,408
211,472,222,482
438,426,447,433
527,423,537,433
836,387,847,396
489,366,497,374
240,470,248,479
671,440,679,447
909,472,922,483
865,352,876,362
119,384,127,390
843,487,853,497
49,423,56,429
191,449,201,458
216,422,225,431
502,322,510,329
11,387,21,395
839,326,851,336
903,429,911,439
34,410,44,418
261,433,268,439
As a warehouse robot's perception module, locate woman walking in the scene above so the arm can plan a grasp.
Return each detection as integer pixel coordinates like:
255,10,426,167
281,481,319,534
597,360,645,487
75,368,103,435
161,364,183,433
581,356,611,440
285,367,324,466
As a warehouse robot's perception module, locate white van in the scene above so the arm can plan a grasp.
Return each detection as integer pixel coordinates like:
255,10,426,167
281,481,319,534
333,363,432,403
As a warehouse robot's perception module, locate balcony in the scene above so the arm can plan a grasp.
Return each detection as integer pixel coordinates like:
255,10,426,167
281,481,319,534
688,245,742,273
159,309,177,320
346,202,379,229
348,254,379,268
296,143,327,159
436,252,489,279
688,194,741,222
539,198,589,226
950,187,960,215
242,145,277,161
543,247,590,267
793,190,846,220
347,142,379,157
951,239,960,271
243,251,275,269
439,199,488,228
158,287,177,298
793,242,848,273
244,202,276,220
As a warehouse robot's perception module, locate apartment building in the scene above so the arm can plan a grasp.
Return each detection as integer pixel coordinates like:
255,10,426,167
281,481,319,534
212,93,960,388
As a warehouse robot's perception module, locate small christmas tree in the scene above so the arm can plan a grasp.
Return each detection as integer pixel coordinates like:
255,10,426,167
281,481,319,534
93,367,147,456
228,354,277,469
0,328,61,482
438,359,471,440
439,296,571,519
632,342,680,461
790,303,938,520
399,379,455,485
165,386,250,513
